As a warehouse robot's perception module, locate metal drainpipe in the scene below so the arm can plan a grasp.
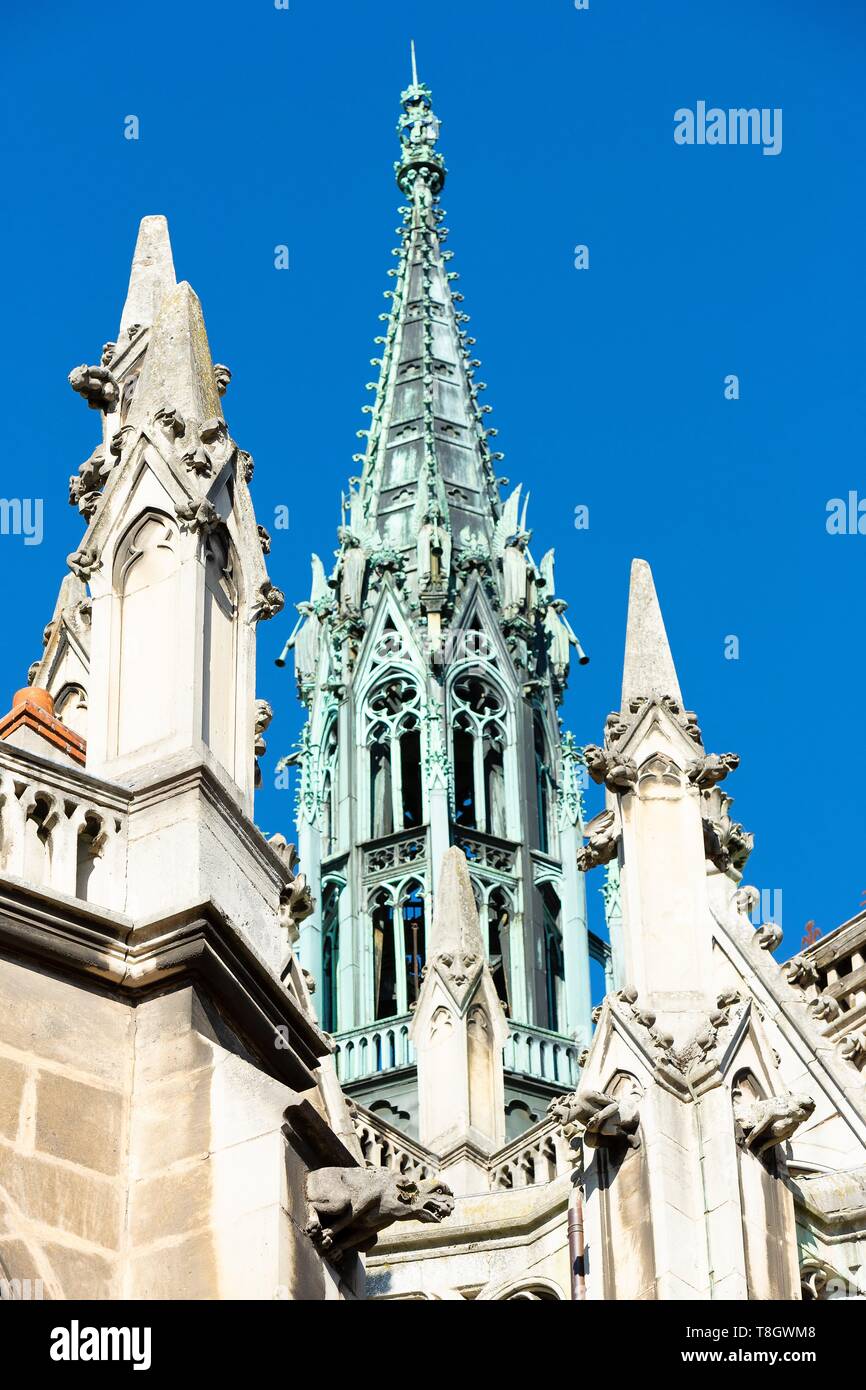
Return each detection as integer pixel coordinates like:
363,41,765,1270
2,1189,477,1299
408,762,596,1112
568,1144,587,1300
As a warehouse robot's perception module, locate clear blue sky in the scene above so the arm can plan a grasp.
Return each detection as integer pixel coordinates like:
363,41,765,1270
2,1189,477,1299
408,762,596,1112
3,0,864,954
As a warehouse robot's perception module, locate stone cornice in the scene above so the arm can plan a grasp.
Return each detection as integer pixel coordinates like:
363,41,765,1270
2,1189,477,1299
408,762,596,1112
0,876,326,1090
0,740,131,810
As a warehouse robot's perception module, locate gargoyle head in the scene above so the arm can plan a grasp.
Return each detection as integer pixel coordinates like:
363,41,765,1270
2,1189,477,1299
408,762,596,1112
401,1178,455,1224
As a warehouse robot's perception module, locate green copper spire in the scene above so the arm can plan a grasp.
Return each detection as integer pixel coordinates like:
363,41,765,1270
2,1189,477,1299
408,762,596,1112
396,43,447,197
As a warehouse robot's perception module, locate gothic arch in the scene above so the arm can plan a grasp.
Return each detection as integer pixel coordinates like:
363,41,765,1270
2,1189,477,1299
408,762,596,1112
361,673,424,838
446,668,513,838
111,509,180,756
201,523,239,776
477,1275,565,1301
54,683,88,739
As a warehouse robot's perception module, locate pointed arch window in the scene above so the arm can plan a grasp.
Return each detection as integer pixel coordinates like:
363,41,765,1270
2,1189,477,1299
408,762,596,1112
541,884,566,1033
364,676,423,839
114,512,180,756
202,526,238,777
321,882,340,1033
371,880,426,1020
534,711,557,855
487,885,513,1010
320,717,339,857
402,882,426,1007
372,888,398,1020
450,674,509,838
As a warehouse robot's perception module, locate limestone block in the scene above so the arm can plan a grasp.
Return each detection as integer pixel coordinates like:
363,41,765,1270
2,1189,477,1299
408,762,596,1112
129,1229,220,1301
0,1144,123,1249
35,1072,124,1176
43,1242,117,1300
0,1055,25,1141
0,957,132,1089
128,1067,213,1179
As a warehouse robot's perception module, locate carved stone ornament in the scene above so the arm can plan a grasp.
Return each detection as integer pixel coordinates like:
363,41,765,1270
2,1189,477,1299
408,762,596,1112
175,498,220,535
278,871,314,945
583,744,638,794
734,1091,815,1158
432,948,481,997
304,1168,455,1258
809,993,842,1023
702,797,754,873
577,809,619,873
838,1031,866,1065
154,405,187,440
66,544,102,581
687,751,740,790
257,524,272,555
784,954,819,989
250,581,285,623
755,921,783,952
68,363,120,412
214,364,232,396
547,1086,641,1151
254,698,274,789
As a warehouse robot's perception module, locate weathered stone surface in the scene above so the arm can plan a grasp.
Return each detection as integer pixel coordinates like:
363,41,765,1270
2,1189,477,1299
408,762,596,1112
0,1144,123,1249
0,1056,25,1141
35,1072,124,1176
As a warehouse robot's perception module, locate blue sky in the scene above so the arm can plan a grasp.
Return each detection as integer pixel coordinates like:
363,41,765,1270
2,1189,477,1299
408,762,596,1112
2,0,865,956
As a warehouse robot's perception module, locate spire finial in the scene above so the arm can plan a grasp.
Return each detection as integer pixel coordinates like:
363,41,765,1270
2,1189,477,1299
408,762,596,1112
620,559,683,711
396,51,446,196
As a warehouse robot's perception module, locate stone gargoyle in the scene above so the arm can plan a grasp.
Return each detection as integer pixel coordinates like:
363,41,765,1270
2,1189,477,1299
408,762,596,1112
305,1168,455,1258
68,363,119,412
734,1093,816,1158
687,752,740,790
583,744,638,794
548,1087,641,1150
577,810,619,873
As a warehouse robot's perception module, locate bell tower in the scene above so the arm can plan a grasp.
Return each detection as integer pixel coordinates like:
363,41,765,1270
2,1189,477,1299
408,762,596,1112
282,59,599,1142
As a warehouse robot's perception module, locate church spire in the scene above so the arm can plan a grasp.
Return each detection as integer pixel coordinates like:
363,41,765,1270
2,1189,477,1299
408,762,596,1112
346,59,504,601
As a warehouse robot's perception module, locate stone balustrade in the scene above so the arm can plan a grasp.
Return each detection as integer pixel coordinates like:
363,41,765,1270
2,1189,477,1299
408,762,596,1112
333,1015,416,1083
334,1012,581,1090
490,1114,575,1191
350,1103,437,1182
503,1022,581,1089
0,745,129,914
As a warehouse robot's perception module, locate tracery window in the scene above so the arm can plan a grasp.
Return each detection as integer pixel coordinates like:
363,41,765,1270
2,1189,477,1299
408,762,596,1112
365,676,423,838
541,883,566,1032
450,674,508,838
371,879,426,1020
534,711,557,855
320,717,338,857
321,881,340,1033
486,885,512,1009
